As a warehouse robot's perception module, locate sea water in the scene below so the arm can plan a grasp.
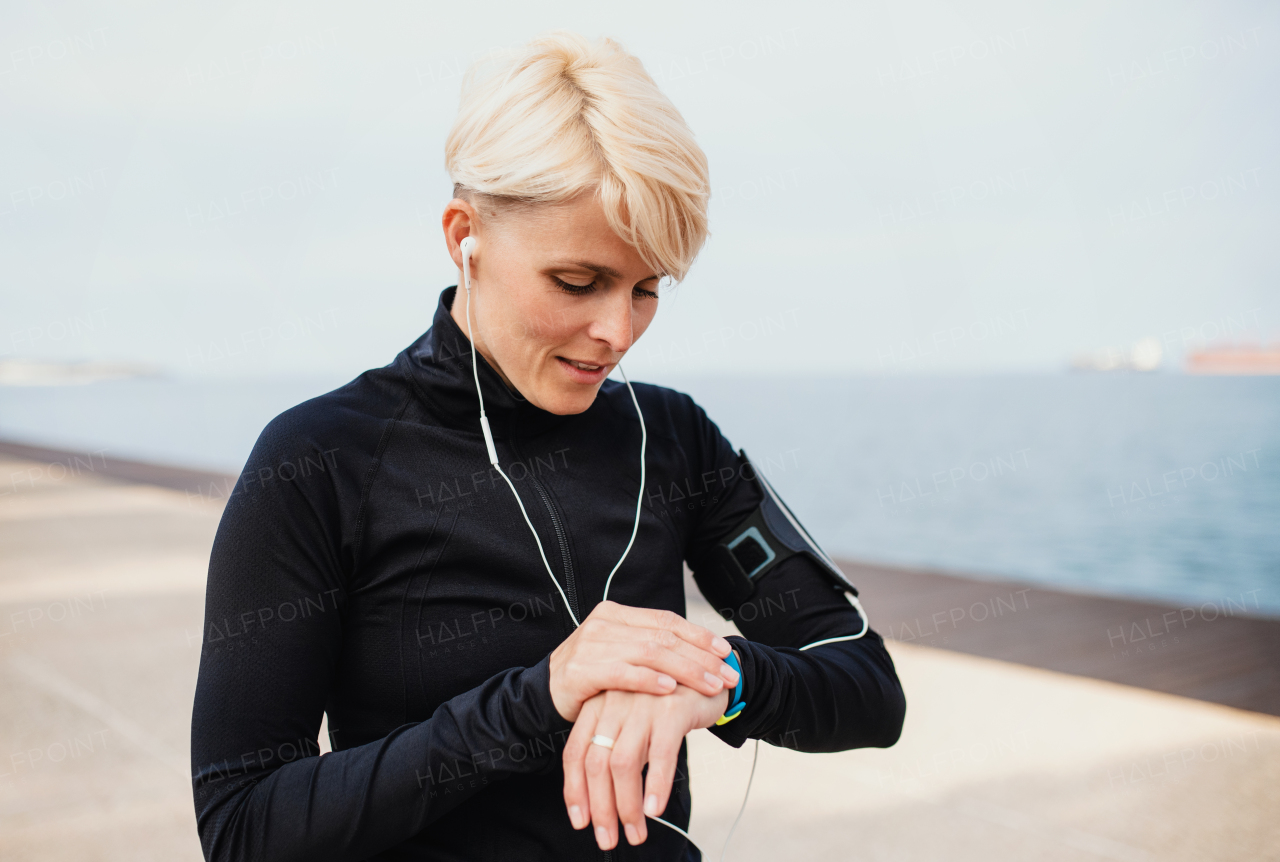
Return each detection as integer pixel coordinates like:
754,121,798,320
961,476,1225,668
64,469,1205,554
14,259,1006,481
1,372,1276,613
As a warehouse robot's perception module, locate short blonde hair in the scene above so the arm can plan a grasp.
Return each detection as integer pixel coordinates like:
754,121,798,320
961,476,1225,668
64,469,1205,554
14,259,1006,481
445,31,710,281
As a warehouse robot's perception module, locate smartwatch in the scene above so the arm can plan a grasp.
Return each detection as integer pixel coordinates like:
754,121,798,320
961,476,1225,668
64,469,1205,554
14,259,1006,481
715,649,746,726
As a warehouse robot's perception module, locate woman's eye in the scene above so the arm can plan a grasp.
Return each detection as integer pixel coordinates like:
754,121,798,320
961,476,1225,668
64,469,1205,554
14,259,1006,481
553,276,595,295
633,285,659,299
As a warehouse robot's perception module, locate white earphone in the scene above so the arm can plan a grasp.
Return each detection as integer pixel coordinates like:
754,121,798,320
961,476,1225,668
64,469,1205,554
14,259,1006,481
458,236,867,859
459,236,648,628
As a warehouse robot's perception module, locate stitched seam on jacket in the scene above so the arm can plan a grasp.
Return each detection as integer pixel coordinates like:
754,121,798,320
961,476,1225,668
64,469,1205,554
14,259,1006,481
414,507,460,714
350,388,414,586
400,503,444,722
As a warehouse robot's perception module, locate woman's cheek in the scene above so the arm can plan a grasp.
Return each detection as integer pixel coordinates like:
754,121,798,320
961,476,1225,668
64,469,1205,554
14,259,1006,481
632,302,659,342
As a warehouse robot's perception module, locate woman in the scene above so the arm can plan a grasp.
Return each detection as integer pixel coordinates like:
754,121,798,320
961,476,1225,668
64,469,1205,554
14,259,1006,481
191,31,905,862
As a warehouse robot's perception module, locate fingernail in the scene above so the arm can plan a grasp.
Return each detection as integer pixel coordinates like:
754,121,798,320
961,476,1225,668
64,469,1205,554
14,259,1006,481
712,636,731,654
657,673,676,690
624,823,639,845
568,805,585,829
703,671,723,689
595,825,610,849
721,665,740,683
645,794,659,816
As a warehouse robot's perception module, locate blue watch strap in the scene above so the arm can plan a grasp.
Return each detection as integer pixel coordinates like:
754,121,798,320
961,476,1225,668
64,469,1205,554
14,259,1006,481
725,648,743,707
715,649,745,725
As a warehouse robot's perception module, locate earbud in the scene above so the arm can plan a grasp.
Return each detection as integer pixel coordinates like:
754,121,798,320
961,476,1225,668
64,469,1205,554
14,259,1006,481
449,224,847,860
460,237,476,301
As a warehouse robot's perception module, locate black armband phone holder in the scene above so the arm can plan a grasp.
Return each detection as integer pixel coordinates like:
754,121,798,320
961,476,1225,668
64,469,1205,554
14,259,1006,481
702,450,859,609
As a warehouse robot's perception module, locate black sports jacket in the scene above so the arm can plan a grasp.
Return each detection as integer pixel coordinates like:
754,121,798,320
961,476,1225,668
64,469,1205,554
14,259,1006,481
190,287,905,862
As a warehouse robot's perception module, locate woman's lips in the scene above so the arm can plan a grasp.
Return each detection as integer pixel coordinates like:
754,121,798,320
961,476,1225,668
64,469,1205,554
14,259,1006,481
556,356,612,384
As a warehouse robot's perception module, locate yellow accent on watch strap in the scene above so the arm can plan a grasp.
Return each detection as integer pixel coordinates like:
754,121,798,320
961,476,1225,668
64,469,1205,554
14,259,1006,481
715,701,746,725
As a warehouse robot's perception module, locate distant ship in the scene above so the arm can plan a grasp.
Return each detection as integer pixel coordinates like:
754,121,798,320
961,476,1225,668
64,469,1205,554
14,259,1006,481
1070,337,1163,372
1186,344,1280,375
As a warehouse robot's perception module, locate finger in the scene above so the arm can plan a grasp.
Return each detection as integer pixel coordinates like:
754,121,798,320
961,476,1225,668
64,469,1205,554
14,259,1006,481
578,625,735,694
568,648,721,701
596,601,732,658
556,656,678,723
642,716,686,822
621,636,730,696
585,713,624,850
562,699,601,831
610,623,739,682
581,663,679,700
610,715,650,846
560,618,736,717
648,631,742,688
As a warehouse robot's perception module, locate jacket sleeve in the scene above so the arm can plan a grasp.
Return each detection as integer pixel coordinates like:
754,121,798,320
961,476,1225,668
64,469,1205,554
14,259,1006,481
680,400,906,753
190,414,574,862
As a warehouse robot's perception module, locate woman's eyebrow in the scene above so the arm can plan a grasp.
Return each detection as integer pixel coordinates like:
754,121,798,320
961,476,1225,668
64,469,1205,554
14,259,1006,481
547,260,660,281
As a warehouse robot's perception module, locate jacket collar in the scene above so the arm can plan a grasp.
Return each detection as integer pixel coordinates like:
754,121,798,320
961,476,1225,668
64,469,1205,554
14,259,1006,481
396,286,577,438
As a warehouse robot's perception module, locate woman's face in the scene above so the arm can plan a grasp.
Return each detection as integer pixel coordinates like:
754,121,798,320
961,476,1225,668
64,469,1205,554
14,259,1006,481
443,194,663,415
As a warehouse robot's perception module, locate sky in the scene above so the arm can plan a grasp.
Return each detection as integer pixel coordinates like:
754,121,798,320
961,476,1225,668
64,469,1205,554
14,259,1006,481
1,0,1277,380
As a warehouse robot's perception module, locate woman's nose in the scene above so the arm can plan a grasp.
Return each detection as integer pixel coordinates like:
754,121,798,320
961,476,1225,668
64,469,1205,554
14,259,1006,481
589,289,636,354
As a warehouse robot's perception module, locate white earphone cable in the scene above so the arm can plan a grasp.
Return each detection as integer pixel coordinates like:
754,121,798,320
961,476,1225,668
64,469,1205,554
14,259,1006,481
460,240,867,859
705,468,871,857
755,466,871,645
602,363,647,604
462,245,577,625
460,243,646,629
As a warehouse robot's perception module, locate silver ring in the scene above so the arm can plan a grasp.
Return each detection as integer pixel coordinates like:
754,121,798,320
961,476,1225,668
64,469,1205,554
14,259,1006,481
590,734,615,750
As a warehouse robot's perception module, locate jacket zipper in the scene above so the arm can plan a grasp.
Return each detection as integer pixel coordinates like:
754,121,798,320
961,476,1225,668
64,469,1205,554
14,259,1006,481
511,440,580,624
512,443,609,861
530,477,579,622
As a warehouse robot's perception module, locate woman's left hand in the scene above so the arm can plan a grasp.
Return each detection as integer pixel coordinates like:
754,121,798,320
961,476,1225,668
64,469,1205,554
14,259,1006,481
561,679,731,850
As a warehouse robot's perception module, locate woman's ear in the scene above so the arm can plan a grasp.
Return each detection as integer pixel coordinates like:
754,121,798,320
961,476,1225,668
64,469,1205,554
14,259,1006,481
442,198,480,271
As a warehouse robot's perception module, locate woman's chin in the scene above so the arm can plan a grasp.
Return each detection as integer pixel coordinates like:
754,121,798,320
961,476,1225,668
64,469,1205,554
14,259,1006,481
528,382,603,416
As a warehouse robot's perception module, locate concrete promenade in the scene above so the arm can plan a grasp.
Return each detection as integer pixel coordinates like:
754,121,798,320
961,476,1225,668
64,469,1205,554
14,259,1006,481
1,446,1277,861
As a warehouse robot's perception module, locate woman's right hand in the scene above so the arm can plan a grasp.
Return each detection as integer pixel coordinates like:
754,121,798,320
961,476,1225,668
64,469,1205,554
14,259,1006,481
548,600,739,722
